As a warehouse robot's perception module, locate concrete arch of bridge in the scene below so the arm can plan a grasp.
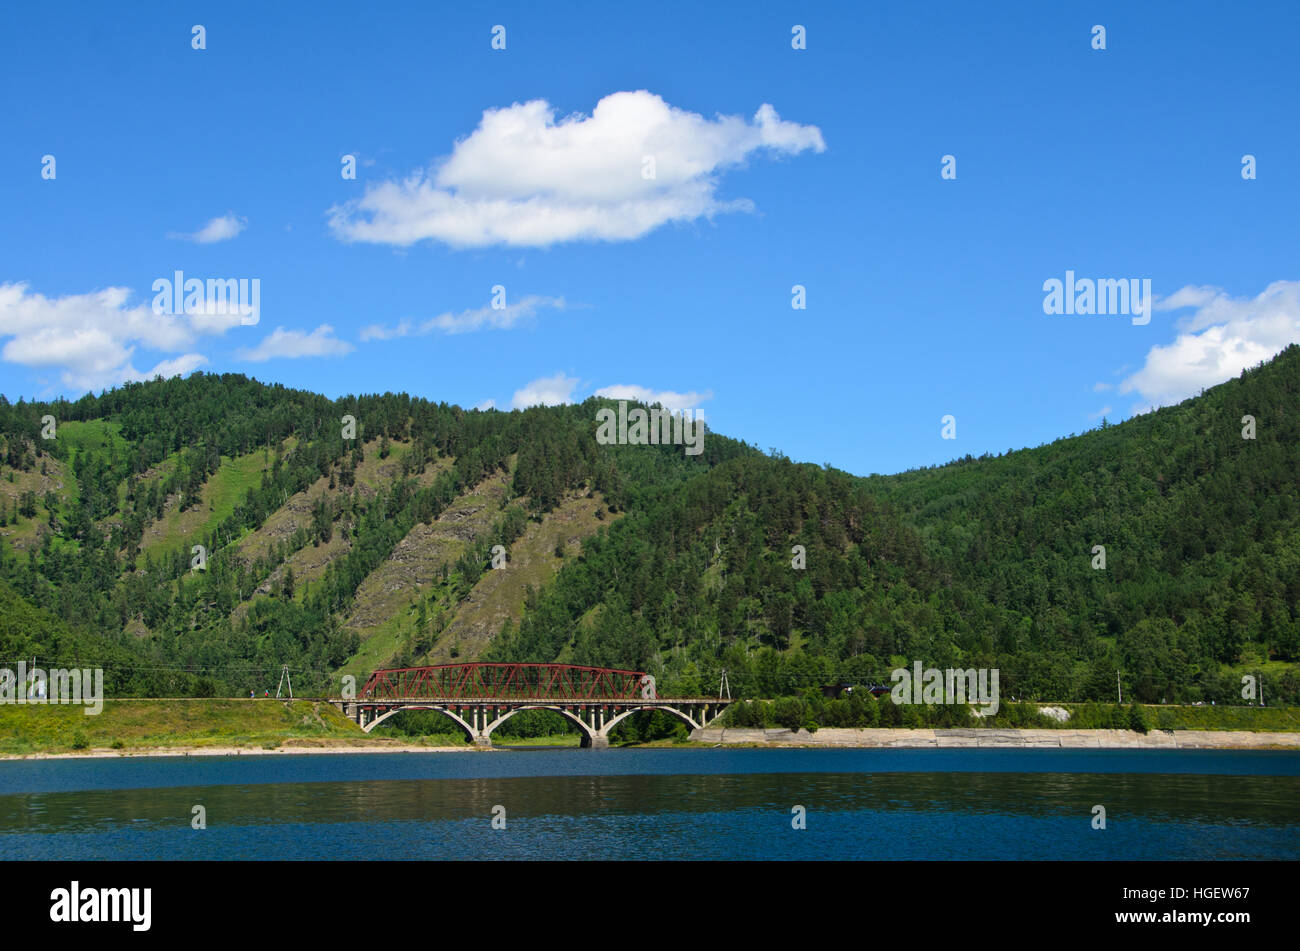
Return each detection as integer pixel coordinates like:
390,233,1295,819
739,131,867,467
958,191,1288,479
599,705,701,738
362,704,477,739
483,704,595,740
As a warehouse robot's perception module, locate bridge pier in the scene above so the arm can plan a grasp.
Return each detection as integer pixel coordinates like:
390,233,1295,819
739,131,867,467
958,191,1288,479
346,700,733,742
346,663,733,746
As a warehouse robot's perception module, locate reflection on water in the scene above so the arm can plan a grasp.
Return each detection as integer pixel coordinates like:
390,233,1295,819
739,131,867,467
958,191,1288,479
1,749,1297,860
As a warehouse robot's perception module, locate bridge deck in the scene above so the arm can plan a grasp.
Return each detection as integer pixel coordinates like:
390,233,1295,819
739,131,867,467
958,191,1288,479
346,697,724,705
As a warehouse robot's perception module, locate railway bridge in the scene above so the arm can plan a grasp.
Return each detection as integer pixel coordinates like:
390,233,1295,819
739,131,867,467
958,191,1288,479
337,662,729,748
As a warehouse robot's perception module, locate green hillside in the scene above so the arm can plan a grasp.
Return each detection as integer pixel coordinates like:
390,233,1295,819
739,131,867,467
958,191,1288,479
1,348,1298,705
487,346,1300,704
0,374,745,696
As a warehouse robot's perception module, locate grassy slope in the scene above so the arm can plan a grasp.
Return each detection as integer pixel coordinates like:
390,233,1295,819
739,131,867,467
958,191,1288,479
230,442,452,618
136,448,270,563
426,490,618,662
0,420,120,554
234,438,429,562
0,458,69,553
57,419,128,454
1090,703,1300,731
0,698,365,755
113,453,178,530
333,468,514,683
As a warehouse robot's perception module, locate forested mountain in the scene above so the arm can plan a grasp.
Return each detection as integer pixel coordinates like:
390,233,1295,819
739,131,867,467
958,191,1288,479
2,348,1298,704
0,374,746,696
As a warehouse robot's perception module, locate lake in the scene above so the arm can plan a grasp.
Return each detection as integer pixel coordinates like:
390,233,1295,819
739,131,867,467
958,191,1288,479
1,748,1297,860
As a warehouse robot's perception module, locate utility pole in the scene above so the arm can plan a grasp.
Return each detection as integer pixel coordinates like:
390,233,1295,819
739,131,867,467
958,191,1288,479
276,664,293,699
1117,669,1122,705
719,668,731,701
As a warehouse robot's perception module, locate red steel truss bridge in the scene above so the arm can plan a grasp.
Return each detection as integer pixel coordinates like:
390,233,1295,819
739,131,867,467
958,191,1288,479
336,662,730,748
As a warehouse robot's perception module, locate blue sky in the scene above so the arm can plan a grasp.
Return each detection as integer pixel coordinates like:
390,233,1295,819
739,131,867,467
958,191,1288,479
2,0,1297,475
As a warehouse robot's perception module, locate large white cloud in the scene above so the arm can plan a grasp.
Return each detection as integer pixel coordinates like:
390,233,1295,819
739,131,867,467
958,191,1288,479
328,91,825,249
1120,280,1300,410
0,282,238,391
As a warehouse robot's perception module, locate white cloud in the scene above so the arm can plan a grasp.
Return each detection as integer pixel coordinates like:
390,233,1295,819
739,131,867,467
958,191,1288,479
237,325,353,362
473,398,497,411
128,353,209,382
359,319,413,343
360,295,564,341
502,376,714,414
1154,285,1220,313
170,213,247,243
1088,406,1113,420
1120,280,1300,410
511,372,580,409
0,281,237,391
328,90,825,248
593,384,713,414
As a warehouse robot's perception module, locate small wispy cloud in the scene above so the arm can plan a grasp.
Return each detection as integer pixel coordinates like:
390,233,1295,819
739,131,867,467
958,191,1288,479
593,384,712,414
169,213,247,244
360,295,564,341
511,372,581,409
237,325,353,362
501,375,714,414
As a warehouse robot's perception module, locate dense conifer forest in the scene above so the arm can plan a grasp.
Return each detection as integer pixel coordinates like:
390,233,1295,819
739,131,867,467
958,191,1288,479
2,347,1297,704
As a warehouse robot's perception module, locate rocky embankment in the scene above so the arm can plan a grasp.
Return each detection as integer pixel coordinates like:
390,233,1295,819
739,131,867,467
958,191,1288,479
690,727,1300,749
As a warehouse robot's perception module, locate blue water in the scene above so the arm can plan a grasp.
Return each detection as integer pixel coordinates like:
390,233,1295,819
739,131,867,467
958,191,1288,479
1,748,1296,859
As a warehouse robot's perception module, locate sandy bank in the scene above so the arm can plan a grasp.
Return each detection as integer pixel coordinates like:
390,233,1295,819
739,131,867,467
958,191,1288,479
0,742,479,761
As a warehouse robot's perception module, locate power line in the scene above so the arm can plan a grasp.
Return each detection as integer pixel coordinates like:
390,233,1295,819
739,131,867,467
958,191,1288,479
0,660,332,675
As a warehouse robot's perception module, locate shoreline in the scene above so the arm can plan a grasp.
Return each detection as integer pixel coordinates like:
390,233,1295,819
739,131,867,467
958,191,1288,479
689,727,1300,750
0,742,480,761
5,727,1300,760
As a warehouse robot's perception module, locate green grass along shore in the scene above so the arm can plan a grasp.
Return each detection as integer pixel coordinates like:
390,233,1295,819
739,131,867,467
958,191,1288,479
2,698,1299,757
